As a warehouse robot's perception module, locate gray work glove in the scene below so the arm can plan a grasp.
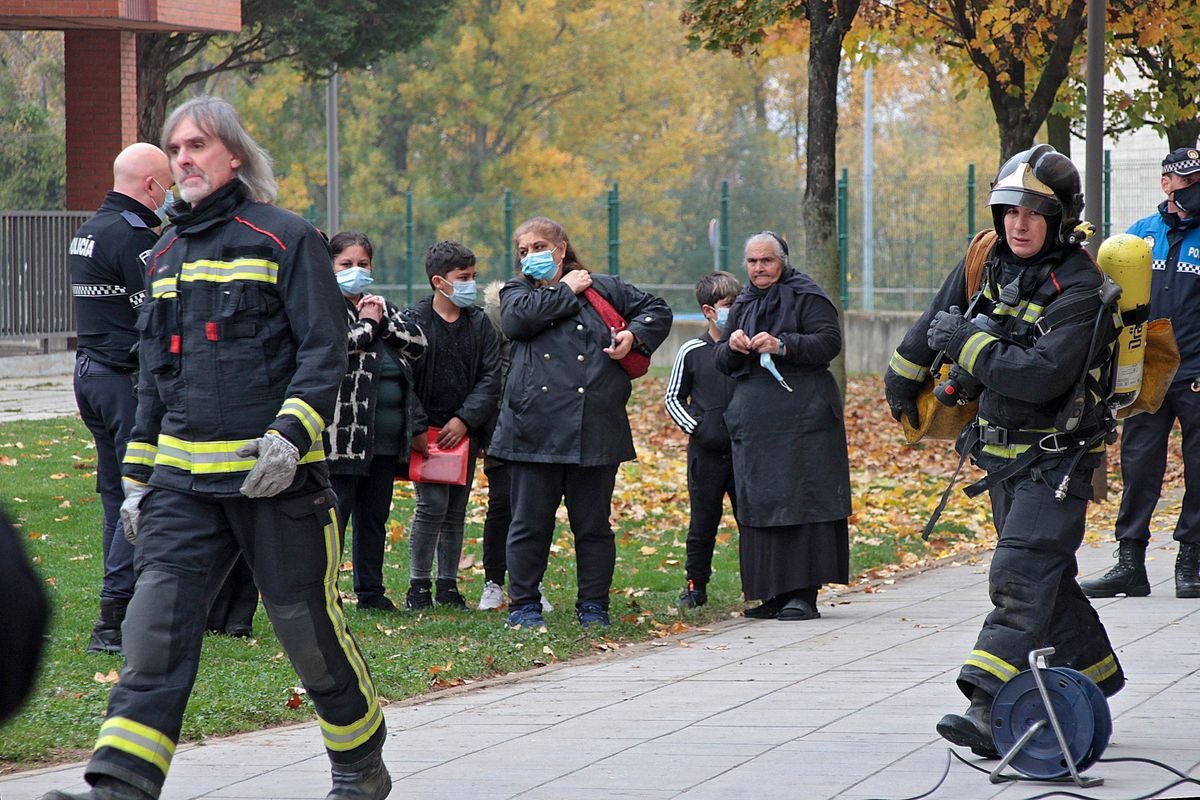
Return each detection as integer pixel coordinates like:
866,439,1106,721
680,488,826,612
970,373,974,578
926,305,967,353
236,432,301,498
120,478,148,544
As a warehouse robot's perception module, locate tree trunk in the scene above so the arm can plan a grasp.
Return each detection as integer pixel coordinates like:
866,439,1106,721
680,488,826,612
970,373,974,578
804,0,859,395
1047,113,1072,158
137,33,174,144
1166,118,1200,151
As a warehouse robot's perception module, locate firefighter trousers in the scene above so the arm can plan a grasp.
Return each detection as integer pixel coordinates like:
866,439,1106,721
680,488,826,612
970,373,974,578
84,482,384,798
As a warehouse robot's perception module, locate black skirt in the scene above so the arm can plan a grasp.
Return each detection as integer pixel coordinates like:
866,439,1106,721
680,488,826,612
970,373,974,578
739,518,850,601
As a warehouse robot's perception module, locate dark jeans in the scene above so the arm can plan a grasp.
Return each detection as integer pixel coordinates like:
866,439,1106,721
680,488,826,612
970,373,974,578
1115,380,1200,544
684,442,736,586
73,354,137,601
505,461,618,609
330,453,401,600
481,460,511,585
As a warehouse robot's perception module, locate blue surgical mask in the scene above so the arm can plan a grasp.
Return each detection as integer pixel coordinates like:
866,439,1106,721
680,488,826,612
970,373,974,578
336,266,374,296
714,307,730,331
151,179,173,223
760,352,793,393
442,279,477,308
521,248,559,281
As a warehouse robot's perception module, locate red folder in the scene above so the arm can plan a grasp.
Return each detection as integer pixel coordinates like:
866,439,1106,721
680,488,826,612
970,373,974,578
407,426,470,485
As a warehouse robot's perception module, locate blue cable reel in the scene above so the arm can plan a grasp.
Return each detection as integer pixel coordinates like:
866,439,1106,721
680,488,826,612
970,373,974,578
987,647,1111,786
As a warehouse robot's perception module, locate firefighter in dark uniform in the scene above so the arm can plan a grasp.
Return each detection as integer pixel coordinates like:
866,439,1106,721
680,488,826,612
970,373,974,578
42,97,389,800
70,142,174,655
883,145,1126,758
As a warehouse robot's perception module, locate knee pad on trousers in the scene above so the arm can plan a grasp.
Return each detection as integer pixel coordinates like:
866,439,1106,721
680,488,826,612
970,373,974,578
262,598,336,693
122,570,185,677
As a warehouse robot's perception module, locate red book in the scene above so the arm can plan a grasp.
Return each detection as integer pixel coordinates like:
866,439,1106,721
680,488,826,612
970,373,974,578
407,426,470,485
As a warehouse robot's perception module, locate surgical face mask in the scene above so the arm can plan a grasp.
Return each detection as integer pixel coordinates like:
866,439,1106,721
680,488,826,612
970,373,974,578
520,248,559,281
714,307,730,331
1174,180,1200,216
336,266,374,296
151,179,173,222
441,278,477,308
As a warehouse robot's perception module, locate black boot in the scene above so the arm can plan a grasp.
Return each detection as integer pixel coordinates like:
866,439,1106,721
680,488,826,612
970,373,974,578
677,579,707,609
1080,540,1150,598
86,598,127,655
326,749,392,800
936,690,999,759
404,578,432,611
435,578,468,609
41,776,154,800
1176,542,1200,598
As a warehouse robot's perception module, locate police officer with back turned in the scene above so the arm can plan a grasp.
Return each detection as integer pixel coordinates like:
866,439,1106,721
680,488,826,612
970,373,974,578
885,145,1125,759
42,96,389,800
69,142,173,655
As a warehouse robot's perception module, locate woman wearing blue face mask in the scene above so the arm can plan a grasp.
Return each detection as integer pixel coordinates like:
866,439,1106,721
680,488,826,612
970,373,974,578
325,231,428,612
490,216,673,630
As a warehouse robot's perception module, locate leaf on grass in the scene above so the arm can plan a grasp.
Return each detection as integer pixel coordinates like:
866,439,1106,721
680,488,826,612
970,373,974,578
93,669,119,684
639,545,657,555
388,522,406,542
427,661,454,675
68,554,92,562
430,677,465,689
286,690,305,709
49,473,68,480
58,499,71,508
54,516,70,522
0,456,17,466
44,576,57,586
458,552,476,570
27,532,45,540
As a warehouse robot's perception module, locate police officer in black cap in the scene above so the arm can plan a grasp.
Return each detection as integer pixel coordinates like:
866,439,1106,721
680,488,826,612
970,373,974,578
69,142,174,654
1082,147,1200,600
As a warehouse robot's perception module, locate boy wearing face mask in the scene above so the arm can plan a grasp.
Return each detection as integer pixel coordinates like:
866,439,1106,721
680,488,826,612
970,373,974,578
404,241,501,610
663,272,742,609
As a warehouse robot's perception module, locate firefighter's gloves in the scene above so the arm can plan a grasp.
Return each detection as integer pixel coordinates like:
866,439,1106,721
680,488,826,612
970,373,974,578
120,478,147,544
927,305,967,353
237,432,301,498
884,368,921,428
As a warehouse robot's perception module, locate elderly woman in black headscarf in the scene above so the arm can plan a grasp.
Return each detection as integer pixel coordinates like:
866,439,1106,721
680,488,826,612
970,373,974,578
714,231,851,621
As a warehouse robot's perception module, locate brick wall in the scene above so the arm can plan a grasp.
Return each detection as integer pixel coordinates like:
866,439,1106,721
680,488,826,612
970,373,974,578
0,1,239,31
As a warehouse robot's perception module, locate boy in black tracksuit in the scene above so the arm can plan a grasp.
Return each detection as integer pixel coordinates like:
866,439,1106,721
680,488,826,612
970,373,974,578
664,272,741,608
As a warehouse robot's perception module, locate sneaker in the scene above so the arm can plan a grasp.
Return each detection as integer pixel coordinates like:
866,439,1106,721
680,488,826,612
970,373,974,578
435,580,469,609
577,600,610,629
404,582,433,611
506,603,545,629
539,582,554,613
677,580,708,609
478,580,505,610
356,594,397,612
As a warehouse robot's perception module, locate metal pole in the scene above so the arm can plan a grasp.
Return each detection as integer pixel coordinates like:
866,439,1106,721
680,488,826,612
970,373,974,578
1103,149,1112,240
405,191,414,306
862,65,874,311
967,163,976,236
1084,0,1104,256
325,64,339,235
719,180,729,270
838,167,849,309
607,181,620,276
503,189,513,274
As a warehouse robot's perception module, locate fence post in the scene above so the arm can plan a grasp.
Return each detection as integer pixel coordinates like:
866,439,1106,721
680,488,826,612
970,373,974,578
405,191,414,306
967,163,976,237
719,180,730,271
837,167,849,309
503,188,514,273
608,181,620,276
1103,149,1112,240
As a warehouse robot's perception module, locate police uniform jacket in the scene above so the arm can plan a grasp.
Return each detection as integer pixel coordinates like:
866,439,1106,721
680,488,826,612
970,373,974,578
489,271,672,466
324,297,426,475
122,181,348,496
1128,202,1200,382
888,240,1106,463
70,192,162,370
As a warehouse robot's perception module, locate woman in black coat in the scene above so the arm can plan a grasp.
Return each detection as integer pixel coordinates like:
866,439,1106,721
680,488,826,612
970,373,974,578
489,216,672,630
714,231,851,621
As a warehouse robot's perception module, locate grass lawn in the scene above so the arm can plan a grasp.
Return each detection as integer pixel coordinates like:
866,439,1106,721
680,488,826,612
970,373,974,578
0,372,997,771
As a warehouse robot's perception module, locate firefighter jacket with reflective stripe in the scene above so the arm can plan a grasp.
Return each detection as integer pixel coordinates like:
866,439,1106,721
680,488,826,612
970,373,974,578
889,241,1106,459
122,181,348,495
1128,202,1200,382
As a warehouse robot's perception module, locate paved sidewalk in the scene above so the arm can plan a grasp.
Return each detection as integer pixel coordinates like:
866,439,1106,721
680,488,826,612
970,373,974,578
4,532,1200,800
0,361,77,423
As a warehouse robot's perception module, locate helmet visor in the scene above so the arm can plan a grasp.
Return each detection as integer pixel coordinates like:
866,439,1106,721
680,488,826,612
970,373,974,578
988,186,1061,217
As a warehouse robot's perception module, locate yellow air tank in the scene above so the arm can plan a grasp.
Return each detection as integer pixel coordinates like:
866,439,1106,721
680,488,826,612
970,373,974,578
1097,233,1152,409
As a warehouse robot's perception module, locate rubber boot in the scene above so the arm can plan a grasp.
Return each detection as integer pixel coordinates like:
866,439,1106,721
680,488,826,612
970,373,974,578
1079,540,1150,598
326,748,392,800
1175,542,1200,598
86,598,127,655
936,690,999,759
41,775,154,800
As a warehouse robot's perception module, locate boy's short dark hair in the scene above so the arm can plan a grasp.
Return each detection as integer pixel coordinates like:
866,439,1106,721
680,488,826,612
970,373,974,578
694,271,741,308
424,240,477,284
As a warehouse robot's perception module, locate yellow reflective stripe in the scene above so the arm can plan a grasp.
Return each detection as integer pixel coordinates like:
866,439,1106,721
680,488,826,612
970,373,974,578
123,441,158,467
155,434,323,475
151,276,178,298
958,330,997,373
279,398,324,444
888,351,927,382
1080,653,1118,685
964,649,1020,683
316,507,383,751
180,258,279,285
94,716,176,777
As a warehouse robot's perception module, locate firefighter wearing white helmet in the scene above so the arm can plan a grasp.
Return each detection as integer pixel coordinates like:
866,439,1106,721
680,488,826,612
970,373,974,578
1082,147,1200,601
884,143,1125,759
